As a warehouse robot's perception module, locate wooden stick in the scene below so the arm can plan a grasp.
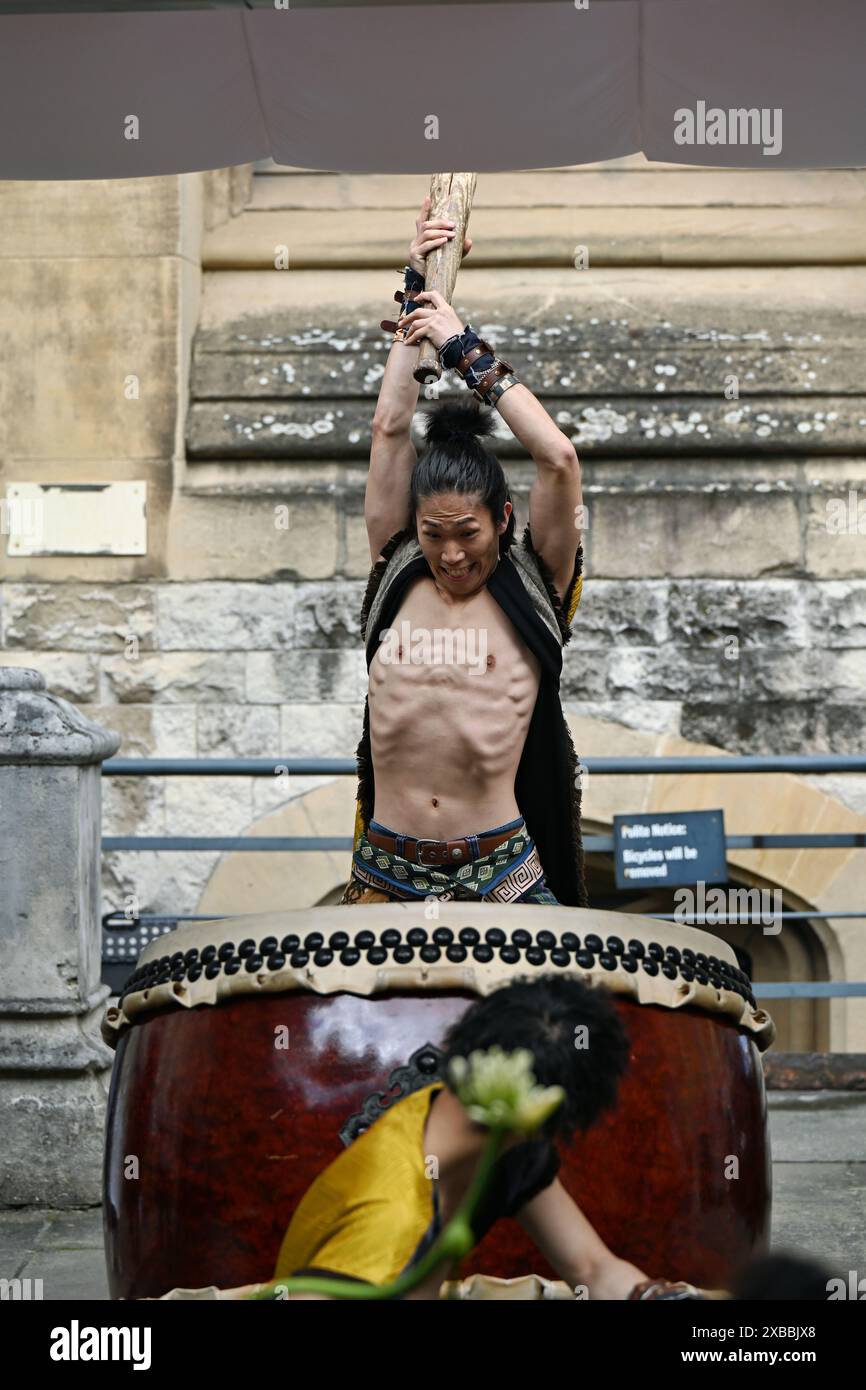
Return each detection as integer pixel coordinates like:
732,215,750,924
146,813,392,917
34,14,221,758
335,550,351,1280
414,171,477,385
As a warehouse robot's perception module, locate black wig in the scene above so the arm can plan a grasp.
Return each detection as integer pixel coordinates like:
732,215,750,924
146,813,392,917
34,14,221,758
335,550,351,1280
411,397,516,553
440,975,631,1143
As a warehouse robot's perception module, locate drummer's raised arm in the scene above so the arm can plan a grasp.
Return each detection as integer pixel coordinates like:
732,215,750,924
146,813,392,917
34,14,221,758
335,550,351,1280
365,337,421,563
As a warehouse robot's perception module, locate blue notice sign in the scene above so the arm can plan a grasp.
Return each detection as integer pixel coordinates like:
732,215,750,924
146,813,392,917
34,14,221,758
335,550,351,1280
613,809,726,890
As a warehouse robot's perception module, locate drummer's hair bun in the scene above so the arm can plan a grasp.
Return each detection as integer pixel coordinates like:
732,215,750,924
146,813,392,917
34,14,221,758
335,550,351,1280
420,398,496,445
440,975,630,1140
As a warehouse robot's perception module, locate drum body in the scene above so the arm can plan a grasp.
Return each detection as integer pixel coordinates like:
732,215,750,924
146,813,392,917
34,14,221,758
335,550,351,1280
102,904,774,1300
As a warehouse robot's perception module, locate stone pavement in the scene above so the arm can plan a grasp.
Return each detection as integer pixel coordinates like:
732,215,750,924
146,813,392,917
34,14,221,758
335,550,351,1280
1,1092,864,1300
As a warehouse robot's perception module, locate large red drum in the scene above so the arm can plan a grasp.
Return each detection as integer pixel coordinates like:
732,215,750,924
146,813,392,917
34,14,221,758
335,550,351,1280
101,903,775,1300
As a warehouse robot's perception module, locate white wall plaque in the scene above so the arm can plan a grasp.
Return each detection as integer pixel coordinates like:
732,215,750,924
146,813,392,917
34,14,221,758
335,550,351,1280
3,482,147,557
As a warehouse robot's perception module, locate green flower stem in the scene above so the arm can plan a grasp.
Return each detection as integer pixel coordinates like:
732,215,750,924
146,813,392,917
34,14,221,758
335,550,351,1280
248,1125,508,1302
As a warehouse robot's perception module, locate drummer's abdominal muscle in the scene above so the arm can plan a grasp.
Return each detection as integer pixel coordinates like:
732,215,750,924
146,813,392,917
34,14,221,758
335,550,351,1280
368,595,541,835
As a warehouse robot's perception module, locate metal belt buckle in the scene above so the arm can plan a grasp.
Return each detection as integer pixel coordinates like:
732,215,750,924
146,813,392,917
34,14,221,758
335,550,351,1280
414,839,445,866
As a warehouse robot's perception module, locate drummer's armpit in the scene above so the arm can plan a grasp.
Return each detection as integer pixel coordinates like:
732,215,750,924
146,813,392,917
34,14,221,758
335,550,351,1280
516,1177,647,1300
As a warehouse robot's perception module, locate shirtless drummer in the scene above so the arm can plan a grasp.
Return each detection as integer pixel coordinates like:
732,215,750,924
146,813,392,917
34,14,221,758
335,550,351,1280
340,197,588,909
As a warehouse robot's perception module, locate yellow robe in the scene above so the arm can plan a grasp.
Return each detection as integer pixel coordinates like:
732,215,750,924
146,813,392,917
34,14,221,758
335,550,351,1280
275,1083,444,1285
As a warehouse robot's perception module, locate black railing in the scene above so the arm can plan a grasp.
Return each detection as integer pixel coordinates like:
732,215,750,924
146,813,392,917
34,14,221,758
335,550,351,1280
99,753,866,1000
100,754,866,854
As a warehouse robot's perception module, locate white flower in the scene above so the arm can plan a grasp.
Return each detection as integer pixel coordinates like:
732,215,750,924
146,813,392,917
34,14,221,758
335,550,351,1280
447,1047,564,1134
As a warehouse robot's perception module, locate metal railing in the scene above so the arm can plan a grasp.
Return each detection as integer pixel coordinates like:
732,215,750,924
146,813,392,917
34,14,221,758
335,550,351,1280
100,753,866,854
99,753,866,999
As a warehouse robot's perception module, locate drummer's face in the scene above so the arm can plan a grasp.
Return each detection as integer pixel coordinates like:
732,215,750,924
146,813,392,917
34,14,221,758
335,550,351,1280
416,492,509,598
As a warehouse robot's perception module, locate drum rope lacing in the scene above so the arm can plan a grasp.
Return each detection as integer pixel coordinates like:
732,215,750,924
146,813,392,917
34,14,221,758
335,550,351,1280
116,926,759,1011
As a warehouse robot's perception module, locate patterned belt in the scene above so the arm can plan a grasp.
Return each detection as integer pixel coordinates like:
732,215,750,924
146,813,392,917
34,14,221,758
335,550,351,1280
366,820,522,868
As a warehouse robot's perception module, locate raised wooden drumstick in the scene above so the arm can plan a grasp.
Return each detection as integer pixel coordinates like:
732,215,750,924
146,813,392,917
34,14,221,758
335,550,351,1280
413,171,477,385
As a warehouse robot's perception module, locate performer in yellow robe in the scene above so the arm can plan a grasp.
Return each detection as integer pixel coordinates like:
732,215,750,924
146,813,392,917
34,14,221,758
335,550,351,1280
274,976,711,1301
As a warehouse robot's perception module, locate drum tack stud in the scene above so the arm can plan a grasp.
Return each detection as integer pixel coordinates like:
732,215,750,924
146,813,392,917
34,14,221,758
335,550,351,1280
113,926,759,1015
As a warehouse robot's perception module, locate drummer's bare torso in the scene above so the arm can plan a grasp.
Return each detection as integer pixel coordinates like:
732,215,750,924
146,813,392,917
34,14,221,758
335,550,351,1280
368,574,541,838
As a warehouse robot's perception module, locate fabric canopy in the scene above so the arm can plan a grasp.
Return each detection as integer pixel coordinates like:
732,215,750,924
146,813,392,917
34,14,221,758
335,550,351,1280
0,0,862,178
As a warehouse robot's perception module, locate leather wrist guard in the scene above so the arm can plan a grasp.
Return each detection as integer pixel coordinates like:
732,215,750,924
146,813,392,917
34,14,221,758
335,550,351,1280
439,323,492,374
380,264,426,337
439,324,515,404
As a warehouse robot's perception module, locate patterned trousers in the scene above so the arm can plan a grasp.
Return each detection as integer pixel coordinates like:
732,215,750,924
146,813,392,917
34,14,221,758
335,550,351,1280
339,817,559,905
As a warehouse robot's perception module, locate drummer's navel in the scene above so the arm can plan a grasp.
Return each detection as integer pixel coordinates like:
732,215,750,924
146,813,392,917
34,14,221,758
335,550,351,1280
431,797,439,807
